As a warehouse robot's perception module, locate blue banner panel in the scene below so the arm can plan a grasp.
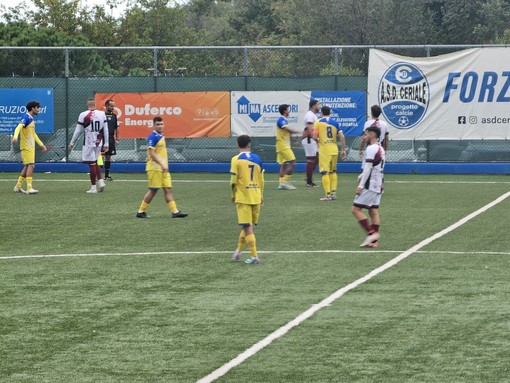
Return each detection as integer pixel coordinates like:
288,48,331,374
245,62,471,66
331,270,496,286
0,88,54,134
310,91,366,136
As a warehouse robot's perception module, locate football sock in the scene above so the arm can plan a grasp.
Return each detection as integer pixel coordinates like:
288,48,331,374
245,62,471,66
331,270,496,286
245,233,257,256
16,176,25,188
96,164,103,180
236,230,246,252
359,219,372,234
322,174,331,196
286,174,292,183
26,177,33,189
89,165,97,185
168,200,178,213
329,172,337,194
279,176,286,185
138,201,149,213
105,160,111,177
371,224,380,233
306,161,314,183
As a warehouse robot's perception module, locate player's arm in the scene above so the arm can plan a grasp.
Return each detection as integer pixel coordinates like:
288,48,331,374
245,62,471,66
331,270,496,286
229,158,238,203
338,130,346,160
11,123,23,144
148,147,168,172
312,121,319,141
33,132,47,152
356,160,373,195
302,121,315,140
68,124,84,150
102,123,109,152
259,168,265,205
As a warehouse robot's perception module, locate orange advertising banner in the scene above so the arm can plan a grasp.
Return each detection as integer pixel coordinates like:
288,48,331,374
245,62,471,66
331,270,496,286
95,92,230,138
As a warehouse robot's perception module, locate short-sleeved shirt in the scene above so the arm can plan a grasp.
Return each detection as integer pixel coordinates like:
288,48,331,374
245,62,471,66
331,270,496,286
364,118,389,146
230,151,264,205
363,143,385,193
313,117,343,155
276,116,291,152
76,110,108,148
146,131,168,172
105,110,119,140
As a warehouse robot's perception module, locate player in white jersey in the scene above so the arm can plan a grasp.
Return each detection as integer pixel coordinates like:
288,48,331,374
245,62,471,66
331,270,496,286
359,105,389,166
352,126,385,248
69,97,109,193
301,99,320,187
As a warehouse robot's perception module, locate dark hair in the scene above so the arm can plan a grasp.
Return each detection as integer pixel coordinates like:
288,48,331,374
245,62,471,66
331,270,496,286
366,126,381,138
105,99,114,107
26,100,40,111
371,105,382,118
237,135,251,149
320,105,331,116
278,104,289,115
309,99,319,109
153,116,163,123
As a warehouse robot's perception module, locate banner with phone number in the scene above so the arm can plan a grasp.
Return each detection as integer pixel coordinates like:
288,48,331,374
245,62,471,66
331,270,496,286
95,92,230,138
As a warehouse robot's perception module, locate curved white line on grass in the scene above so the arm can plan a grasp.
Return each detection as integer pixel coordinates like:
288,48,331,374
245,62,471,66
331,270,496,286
197,190,510,383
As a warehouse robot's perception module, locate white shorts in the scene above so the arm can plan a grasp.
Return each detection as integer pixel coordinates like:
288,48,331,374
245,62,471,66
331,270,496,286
353,189,382,209
301,137,318,158
82,146,101,163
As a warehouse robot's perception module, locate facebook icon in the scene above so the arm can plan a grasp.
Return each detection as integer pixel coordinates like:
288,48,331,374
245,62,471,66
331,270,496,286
458,116,466,124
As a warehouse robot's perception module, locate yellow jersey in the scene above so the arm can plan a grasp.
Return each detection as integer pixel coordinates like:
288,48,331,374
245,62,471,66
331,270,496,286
313,117,342,155
276,116,291,152
146,130,168,172
14,113,43,151
230,151,264,205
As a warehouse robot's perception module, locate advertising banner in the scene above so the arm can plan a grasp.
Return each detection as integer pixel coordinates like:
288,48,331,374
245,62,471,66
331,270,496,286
368,48,510,139
231,91,366,137
0,88,54,134
95,92,230,138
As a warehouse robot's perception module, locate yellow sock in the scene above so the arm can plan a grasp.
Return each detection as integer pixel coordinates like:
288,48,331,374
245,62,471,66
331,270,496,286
245,233,257,256
286,174,292,182
16,176,25,188
279,176,286,184
329,173,337,194
26,177,33,189
322,173,331,196
138,201,149,212
168,200,178,213
236,230,246,251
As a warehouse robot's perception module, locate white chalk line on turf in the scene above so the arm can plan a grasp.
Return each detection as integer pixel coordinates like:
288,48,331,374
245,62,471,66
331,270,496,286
2,249,510,261
197,189,510,383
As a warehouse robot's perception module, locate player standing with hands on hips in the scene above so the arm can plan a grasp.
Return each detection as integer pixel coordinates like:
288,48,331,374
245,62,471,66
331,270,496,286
352,125,385,248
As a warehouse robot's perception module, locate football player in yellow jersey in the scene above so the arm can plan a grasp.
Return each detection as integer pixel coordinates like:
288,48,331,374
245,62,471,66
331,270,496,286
136,116,188,218
230,135,264,264
12,100,47,194
276,104,299,190
313,106,346,201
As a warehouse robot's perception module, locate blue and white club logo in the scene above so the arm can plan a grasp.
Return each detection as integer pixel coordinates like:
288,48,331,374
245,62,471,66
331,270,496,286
378,62,429,130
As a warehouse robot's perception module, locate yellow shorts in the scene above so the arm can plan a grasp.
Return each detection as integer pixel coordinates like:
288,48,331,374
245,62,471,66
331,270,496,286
318,152,338,173
236,203,260,227
21,149,35,165
276,148,296,164
147,170,172,189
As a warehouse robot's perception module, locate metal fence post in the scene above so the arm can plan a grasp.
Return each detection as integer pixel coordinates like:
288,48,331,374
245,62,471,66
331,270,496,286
65,48,69,162
153,47,158,91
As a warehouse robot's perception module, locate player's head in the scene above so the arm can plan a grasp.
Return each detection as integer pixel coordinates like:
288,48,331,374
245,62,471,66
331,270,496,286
371,105,382,118
26,100,41,114
366,125,381,140
153,116,164,132
87,97,96,109
237,135,251,149
105,99,115,111
279,104,290,116
309,99,320,112
321,105,331,116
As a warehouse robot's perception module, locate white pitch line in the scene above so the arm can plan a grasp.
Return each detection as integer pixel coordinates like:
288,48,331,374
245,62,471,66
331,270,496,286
197,189,510,383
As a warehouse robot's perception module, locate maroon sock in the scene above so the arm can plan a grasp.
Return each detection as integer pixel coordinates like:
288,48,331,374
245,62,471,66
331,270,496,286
359,219,372,234
89,165,97,185
306,162,314,183
96,164,102,180
371,224,380,233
